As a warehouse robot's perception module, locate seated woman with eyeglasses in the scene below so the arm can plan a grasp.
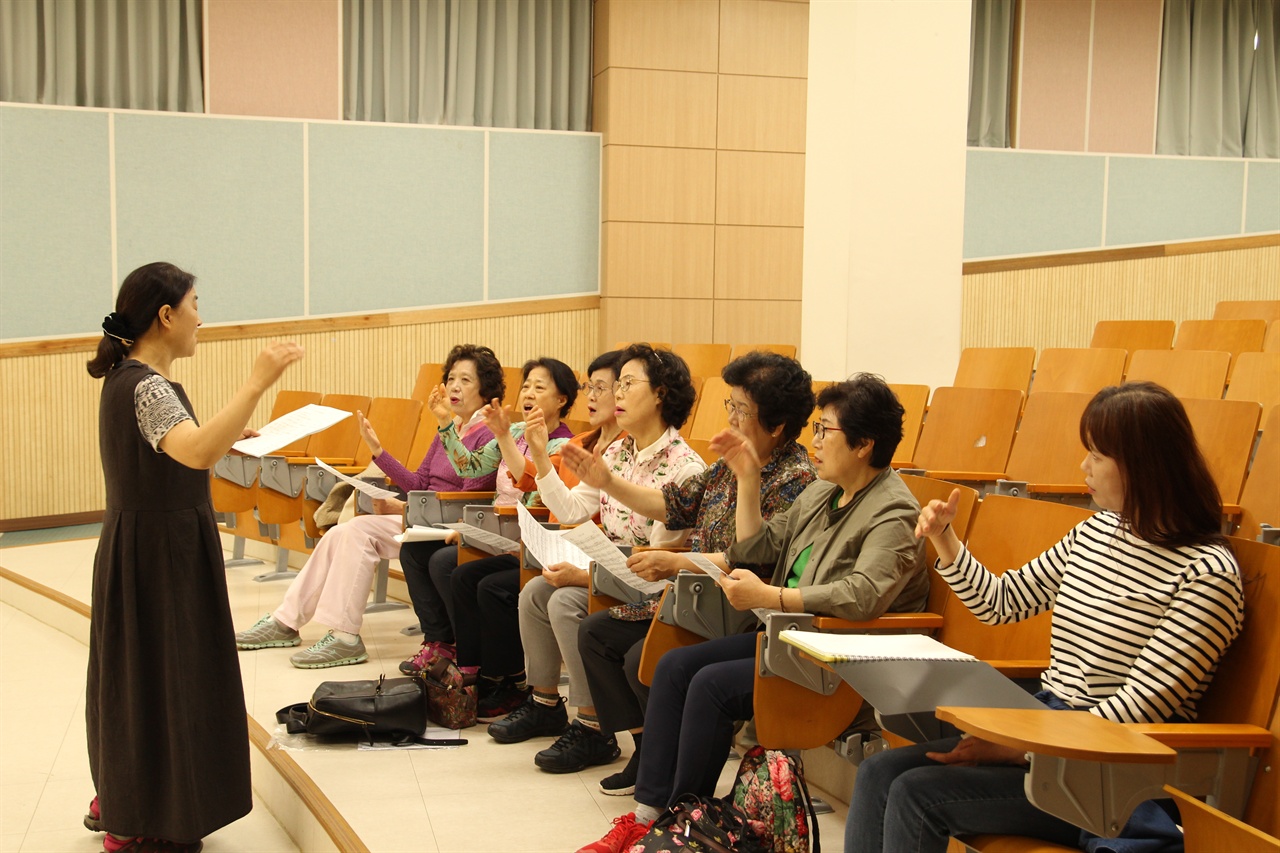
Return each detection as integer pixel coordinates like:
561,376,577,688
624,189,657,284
564,350,817,797
487,345,707,770
578,373,929,853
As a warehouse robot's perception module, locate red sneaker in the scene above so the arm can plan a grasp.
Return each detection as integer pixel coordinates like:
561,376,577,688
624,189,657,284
85,795,103,832
575,812,653,853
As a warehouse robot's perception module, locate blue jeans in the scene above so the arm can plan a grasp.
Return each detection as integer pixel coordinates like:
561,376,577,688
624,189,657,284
846,737,1081,853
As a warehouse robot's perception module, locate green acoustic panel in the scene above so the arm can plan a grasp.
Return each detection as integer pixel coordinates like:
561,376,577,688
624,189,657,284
114,113,305,323
488,131,600,299
308,123,485,315
1105,157,1244,246
1245,161,1280,234
0,107,113,339
964,150,1106,259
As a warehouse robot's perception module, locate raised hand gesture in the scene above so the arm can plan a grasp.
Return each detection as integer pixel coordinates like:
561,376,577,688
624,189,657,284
480,398,511,436
427,383,454,428
708,428,762,481
561,441,613,490
249,341,304,392
356,409,382,456
915,488,961,540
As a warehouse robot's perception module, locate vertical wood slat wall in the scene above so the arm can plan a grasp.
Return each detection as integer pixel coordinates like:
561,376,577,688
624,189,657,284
1,310,598,521
595,0,809,349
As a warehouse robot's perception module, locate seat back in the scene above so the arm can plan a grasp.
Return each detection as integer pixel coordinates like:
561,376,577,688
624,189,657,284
889,383,930,467
900,475,980,615
307,394,372,459
1227,352,1280,422
954,347,1036,394
688,377,731,441
938,495,1093,660
405,406,443,471
411,362,444,402
672,343,731,381
1176,319,1268,377
502,366,527,420
1004,392,1091,486
269,390,325,454
1267,321,1280,353
1032,348,1126,395
1126,349,1230,400
1181,397,1262,505
1170,785,1280,853
911,387,1023,474
729,343,796,360
1090,319,1175,357
360,397,423,468
563,370,594,435
1237,408,1280,541
1214,300,1280,325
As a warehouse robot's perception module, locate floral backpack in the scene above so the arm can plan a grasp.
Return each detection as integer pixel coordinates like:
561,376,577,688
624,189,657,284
729,746,820,853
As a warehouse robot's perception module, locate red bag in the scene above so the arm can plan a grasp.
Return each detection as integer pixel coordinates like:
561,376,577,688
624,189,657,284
420,656,478,729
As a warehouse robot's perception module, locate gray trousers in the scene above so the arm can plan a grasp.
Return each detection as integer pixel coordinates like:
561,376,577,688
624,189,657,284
518,577,592,707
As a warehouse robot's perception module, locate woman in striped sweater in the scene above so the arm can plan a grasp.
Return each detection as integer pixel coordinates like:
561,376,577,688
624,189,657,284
847,381,1245,853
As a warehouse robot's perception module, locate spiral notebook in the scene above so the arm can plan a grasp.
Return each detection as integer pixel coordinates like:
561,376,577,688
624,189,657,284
779,630,977,663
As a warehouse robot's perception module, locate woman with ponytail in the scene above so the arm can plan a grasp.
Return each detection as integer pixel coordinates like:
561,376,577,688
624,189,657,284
83,262,303,852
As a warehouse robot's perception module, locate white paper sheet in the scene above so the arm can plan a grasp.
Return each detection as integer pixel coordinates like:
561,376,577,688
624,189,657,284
558,522,667,595
313,458,398,499
393,526,453,544
232,404,352,457
437,522,520,555
515,503,591,570
686,554,777,622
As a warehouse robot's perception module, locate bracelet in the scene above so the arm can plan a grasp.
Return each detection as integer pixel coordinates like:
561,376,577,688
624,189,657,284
778,587,786,613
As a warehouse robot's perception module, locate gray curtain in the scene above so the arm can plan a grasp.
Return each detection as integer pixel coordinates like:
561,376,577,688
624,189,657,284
1157,0,1280,158
968,0,1015,148
0,0,203,111
344,0,592,130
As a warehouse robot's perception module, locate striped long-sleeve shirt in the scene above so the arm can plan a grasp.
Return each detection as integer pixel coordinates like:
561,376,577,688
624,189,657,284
939,511,1244,723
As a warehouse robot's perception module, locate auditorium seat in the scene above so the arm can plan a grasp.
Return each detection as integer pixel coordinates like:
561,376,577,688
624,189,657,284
672,342,731,381
1226,352,1280,421
1214,299,1280,325
1180,397,1262,509
907,387,1023,481
1175,318,1267,378
953,347,1036,394
1125,349,1230,399
1089,319,1175,362
1237,408,1280,544
1031,348,1125,395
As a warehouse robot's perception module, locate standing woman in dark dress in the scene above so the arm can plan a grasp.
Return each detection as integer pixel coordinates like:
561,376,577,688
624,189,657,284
84,262,303,853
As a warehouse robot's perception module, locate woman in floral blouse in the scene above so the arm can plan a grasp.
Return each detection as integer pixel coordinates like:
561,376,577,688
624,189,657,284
485,344,707,775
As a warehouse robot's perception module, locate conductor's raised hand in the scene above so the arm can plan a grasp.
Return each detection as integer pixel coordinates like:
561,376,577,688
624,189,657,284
427,383,454,428
915,488,961,539
561,441,612,490
356,410,382,456
250,341,303,391
524,406,550,458
708,428,762,480
481,399,511,435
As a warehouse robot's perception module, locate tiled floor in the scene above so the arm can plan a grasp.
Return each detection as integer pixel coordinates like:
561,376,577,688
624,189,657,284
0,536,851,852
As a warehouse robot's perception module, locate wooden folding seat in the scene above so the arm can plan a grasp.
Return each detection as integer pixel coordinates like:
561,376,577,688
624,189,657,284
685,437,715,465
501,366,526,420
1237,408,1280,544
889,384,930,468
685,375,705,428
953,347,1036,394
1089,319,1175,361
672,343,731,382
612,341,670,351
978,392,1093,499
1214,300,1280,325
1267,321,1280,353
1180,397,1262,508
1126,349,1230,400
907,387,1023,480
410,363,444,402
1031,348,1125,395
1175,319,1268,378
729,343,796,360
1166,785,1280,853
1226,352,1280,422
687,376,731,441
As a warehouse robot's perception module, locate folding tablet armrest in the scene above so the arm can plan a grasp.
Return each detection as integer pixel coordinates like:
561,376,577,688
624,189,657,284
923,470,1009,484
1127,723,1273,749
985,659,1050,679
811,612,944,632
434,491,497,503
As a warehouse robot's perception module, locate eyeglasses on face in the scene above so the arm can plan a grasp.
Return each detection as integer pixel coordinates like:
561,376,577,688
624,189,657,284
723,399,754,421
811,421,845,441
612,377,652,395
579,382,612,398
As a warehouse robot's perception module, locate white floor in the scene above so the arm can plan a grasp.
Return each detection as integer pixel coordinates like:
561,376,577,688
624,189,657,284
0,537,850,852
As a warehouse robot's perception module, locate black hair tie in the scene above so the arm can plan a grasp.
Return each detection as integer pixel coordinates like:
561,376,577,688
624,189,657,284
102,313,135,346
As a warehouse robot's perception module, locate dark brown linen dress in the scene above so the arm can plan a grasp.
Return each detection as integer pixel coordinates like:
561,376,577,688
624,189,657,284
86,359,252,842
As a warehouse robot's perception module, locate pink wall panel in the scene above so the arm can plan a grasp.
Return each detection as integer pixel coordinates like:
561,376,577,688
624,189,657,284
1087,0,1163,154
1018,0,1092,151
206,0,341,120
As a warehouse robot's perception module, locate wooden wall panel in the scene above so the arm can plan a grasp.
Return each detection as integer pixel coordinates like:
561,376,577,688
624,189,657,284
594,0,720,75
600,298,716,346
594,69,719,148
718,0,809,77
961,245,1280,350
603,146,717,223
714,225,804,299
716,151,806,226
4,310,598,521
717,75,807,152
712,299,802,345
604,223,716,298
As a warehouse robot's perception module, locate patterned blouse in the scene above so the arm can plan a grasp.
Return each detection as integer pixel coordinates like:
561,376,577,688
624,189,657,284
135,374,192,451
662,439,816,567
439,420,573,507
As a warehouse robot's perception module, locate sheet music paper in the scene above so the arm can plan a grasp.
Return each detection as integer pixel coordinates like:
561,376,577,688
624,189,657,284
515,504,591,570
559,522,667,595
394,526,453,544
314,458,398,499
686,554,777,622
438,522,520,555
232,404,352,457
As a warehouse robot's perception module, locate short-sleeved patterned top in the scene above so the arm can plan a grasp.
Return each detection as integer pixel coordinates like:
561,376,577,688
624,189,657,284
134,373,193,451
439,420,573,507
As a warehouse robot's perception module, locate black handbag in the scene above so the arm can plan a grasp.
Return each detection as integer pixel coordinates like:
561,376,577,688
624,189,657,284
632,795,767,853
276,674,466,746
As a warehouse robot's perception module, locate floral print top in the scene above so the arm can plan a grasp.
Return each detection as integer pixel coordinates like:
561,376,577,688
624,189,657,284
439,420,573,507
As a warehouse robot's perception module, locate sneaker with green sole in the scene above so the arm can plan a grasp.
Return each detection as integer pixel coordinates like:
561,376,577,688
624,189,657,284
235,614,300,650
289,632,368,669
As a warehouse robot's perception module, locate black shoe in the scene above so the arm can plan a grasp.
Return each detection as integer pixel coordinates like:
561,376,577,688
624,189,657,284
599,747,641,795
487,694,569,743
534,720,621,774
476,680,531,721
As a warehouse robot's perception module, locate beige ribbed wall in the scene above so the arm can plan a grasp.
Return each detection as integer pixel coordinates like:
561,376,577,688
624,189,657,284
2,309,597,522
961,244,1280,352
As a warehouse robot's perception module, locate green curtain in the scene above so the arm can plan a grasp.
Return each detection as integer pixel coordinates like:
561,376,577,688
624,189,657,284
0,0,203,111
968,0,1015,148
1157,0,1280,158
344,0,592,130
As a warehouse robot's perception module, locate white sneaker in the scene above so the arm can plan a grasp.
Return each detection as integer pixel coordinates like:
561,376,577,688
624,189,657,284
235,614,300,650
289,632,368,669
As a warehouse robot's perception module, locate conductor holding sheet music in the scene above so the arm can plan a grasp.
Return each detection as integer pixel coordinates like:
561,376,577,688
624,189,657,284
846,382,1245,853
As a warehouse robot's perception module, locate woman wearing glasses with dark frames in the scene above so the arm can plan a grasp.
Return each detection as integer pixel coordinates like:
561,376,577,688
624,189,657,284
579,372,929,853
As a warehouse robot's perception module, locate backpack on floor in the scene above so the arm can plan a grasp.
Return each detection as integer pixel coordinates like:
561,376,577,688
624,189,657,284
729,745,820,853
